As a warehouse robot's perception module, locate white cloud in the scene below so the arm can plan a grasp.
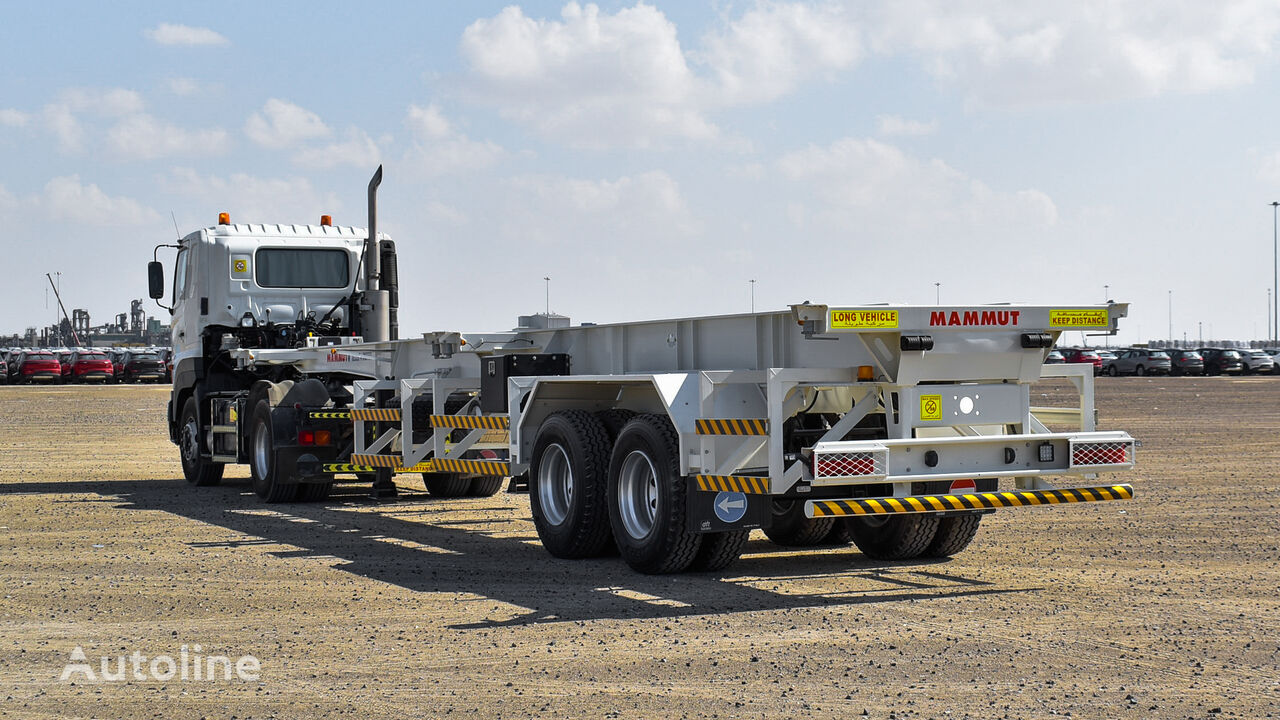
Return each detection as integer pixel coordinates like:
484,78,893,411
778,136,1057,231
57,87,144,116
1258,151,1280,184
41,175,160,226
43,104,84,153
877,114,938,136
144,23,228,47
698,2,860,105
165,77,201,96
106,114,229,160
164,168,343,225
0,109,30,127
245,99,331,148
859,1,1280,106
293,128,381,169
403,104,505,175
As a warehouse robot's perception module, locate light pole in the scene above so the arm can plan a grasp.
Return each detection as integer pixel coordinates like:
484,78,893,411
934,282,941,304
1272,201,1278,342
750,279,756,314
543,276,550,316
1168,290,1173,347
1104,284,1109,302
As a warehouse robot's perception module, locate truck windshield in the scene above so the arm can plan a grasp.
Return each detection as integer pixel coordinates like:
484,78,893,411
255,249,349,288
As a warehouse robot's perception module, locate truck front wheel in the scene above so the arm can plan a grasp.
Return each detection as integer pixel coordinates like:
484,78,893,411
250,400,297,503
179,397,223,486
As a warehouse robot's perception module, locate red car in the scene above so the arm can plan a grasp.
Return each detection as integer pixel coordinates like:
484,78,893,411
1060,348,1103,373
10,350,62,383
57,351,73,382
67,350,115,383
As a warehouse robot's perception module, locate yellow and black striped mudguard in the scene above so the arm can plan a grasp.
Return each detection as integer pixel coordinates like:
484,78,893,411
807,484,1134,518
694,475,770,494
428,415,510,430
695,418,769,435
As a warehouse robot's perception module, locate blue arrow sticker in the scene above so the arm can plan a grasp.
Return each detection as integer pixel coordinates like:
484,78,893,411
713,491,748,524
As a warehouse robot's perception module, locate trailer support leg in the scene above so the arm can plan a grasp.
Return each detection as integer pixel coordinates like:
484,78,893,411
370,468,398,499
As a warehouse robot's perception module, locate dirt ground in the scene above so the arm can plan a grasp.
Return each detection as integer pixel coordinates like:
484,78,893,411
0,378,1277,719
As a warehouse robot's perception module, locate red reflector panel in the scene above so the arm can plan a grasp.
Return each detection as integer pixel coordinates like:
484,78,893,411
814,451,878,477
299,430,315,446
949,479,976,493
1072,442,1131,466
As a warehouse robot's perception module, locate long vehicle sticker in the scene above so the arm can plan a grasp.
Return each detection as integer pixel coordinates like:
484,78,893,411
829,309,898,329
1050,309,1109,328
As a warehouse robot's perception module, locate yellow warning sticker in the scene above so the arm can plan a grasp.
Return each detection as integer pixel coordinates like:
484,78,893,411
1050,309,1109,328
233,259,248,273
920,394,942,421
829,309,899,329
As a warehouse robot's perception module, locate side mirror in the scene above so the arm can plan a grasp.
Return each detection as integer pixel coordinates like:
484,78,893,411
148,261,165,300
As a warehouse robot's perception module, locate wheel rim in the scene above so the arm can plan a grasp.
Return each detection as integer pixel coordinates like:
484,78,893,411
617,450,659,540
537,443,573,526
252,419,271,480
1136,365,1145,376
181,417,200,465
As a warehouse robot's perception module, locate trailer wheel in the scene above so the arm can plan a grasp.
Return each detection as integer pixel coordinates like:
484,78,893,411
423,473,471,497
297,482,333,502
849,513,940,560
924,514,983,557
596,408,636,441
823,518,856,545
608,414,702,574
688,530,749,572
467,475,504,497
530,410,614,558
179,396,223,487
250,400,297,503
763,499,835,546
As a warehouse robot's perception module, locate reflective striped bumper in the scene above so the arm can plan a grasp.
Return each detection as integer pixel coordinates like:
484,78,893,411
805,484,1134,518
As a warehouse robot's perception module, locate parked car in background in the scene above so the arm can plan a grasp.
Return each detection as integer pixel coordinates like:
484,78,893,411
1197,348,1243,375
0,355,7,384
1266,349,1280,374
1105,348,1172,376
1238,349,1275,375
1061,348,1103,374
118,350,167,383
56,350,74,382
67,350,115,383
1044,349,1065,364
1167,349,1205,376
9,350,62,383
155,348,174,382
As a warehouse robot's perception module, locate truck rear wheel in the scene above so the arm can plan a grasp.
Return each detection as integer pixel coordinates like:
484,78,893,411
607,414,702,574
763,499,835,546
688,530,749,572
849,513,940,560
423,472,471,497
179,397,223,487
467,476,504,497
530,410,614,558
924,514,983,557
250,400,297,503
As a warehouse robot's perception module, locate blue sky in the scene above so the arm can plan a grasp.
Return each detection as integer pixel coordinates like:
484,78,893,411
3,1,1280,345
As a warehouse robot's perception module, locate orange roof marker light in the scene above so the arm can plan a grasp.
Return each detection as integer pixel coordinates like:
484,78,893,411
218,212,230,225
320,215,332,226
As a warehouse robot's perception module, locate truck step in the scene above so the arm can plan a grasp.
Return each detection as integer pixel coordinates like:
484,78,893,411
211,424,237,433
805,484,1134,518
211,454,238,463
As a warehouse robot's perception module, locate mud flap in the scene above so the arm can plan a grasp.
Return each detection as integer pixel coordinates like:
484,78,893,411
686,488,769,533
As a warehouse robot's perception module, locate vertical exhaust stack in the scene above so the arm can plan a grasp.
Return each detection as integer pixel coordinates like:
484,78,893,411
360,165,391,342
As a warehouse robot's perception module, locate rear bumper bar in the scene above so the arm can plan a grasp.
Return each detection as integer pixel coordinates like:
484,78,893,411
805,483,1134,518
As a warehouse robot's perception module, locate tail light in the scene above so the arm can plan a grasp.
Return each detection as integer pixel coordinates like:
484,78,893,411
298,430,331,446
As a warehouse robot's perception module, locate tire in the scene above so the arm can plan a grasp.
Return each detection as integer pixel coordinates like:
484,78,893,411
763,498,835,546
1135,364,1146,376
467,475,504,497
688,530,749,572
824,518,856,545
250,399,296,502
179,396,224,486
423,472,471,497
596,408,636,441
529,410,614,559
849,513,941,560
924,514,983,557
296,482,333,502
607,414,702,574
1107,365,1118,377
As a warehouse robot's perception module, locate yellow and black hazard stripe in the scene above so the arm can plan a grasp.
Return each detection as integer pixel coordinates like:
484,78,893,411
350,408,402,422
323,462,435,474
432,458,510,477
695,475,770,494
809,484,1134,518
349,453,402,468
695,418,768,435
309,411,352,420
429,415,510,430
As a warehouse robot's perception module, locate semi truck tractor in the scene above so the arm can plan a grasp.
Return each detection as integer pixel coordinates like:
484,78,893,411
148,167,1137,574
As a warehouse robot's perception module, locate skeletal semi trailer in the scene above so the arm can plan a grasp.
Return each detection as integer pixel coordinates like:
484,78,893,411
147,167,1136,574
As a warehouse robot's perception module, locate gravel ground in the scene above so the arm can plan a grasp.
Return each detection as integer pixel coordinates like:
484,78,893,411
0,379,1277,719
